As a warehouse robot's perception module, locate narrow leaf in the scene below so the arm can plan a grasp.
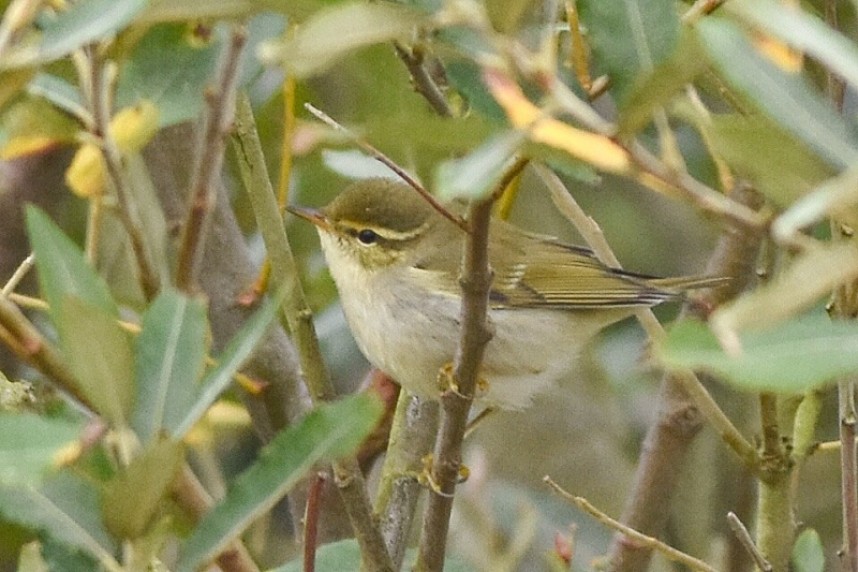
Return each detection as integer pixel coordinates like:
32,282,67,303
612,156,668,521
176,393,384,572
435,131,523,201
171,288,284,438
709,114,833,207
115,24,219,127
102,439,183,539
791,528,825,572
0,474,119,567
696,18,858,169
58,297,134,426
25,206,117,320
728,0,858,94
578,0,680,102
132,288,207,443
258,2,424,77
3,0,147,68
658,314,858,393
271,539,471,572
0,414,82,486
773,166,858,243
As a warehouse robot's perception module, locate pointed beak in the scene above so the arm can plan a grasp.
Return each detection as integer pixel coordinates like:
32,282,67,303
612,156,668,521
286,205,331,231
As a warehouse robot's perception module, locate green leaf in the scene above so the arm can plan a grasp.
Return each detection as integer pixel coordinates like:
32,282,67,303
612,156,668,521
435,130,524,201
25,206,117,320
58,298,135,426
708,114,833,207
446,59,506,123
176,393,384,572
578,0,680,102
171,288,284,438
696,18,858,169
115,24,220,127
792,528,825,572
0,474,119,568
258,2,424,77
102,439,183,539
271,539,471,572
658,314,858,393
727,0,858,94
0,414,82,486
132,289,208,443
27,74,86,119
2,0,148,68
618,31,708,136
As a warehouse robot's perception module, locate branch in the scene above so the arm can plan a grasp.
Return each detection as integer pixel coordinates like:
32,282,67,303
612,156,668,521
393,40,453,118
176,25,247,292
727,512,773,572
232,93,393,572
415,194,495,572
544,477,718,572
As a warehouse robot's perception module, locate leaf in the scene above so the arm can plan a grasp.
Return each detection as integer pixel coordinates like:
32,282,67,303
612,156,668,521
27,74,87,118
773,166,858,243
2,0,148,68
658,314,858,393
132,289,208,443
791,528,825,572
115,24,220,127
175,393,384,572
0,414,82,486
618,30,708,136
696,18,858,169
102,439,183,539
0,97,78,159
435,131,523,201
711,242,858,336
25,206,117,320
0,473,119,567
171,288,284,438
258,2,424,77
727,0,858,94
708,114,833,207
58,297,135,426
578,0,680,102
483,69,630,173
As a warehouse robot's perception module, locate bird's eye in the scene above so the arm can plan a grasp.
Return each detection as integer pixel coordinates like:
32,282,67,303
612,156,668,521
356,229,378,245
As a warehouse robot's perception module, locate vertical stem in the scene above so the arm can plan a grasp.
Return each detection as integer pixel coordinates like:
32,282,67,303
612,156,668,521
840,380,858,572
415,198,494,572
755,469,794,572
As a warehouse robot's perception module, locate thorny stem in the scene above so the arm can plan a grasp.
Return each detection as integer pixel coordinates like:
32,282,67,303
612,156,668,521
176,25,247,292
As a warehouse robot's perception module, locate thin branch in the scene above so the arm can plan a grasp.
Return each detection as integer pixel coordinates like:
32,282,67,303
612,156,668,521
82,47,160,300
840,379,858,572
303,103,468,232
393,40,453,118
534,164,758,464
727,512,773,572
374,391,440,571
415,179,497,572
303,472,327,572
232,93,393,572
2,253,34,296
681,0,727,23
176,25,247,292
544,477,718,572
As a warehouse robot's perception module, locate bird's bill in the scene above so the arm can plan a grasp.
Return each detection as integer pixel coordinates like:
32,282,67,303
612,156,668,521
286,205,331,230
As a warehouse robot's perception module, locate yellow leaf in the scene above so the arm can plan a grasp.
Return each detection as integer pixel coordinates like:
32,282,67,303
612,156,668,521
0,135,59,159
65,143,106,197
483,69,630,174
110,100,159,153
753,33,802,73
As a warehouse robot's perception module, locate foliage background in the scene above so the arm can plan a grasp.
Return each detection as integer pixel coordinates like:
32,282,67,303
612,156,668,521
0,0,856,571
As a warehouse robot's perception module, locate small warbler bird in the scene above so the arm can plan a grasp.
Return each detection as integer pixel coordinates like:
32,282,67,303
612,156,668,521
289,178,719,410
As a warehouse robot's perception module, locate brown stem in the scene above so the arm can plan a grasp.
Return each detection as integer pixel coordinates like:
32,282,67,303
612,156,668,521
840,380,858,572
176,25,247,292
303,472,326,572
393,40,453,118
606,182,765,572
415,196,494,572
85,47,160,300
